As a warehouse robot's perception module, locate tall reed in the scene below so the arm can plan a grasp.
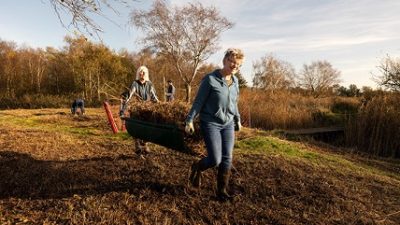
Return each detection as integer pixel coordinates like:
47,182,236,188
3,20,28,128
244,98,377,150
238,89,342,130
345,93,400,158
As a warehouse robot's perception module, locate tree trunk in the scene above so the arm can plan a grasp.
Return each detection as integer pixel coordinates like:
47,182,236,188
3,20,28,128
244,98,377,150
163,76,166,102
36,66,44,93
56,69,60,94
89,71,93,100
97,73,101,101
83,78,87,100
185,83,191,103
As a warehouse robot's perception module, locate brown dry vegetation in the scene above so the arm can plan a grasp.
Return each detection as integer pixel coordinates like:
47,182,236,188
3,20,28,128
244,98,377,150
0,107,399,224
128,101,204,155
238,89,353,130
345,94,400,158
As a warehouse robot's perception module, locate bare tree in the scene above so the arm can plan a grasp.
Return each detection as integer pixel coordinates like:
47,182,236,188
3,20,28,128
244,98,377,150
252,54,296,93
48,0,133,38
376,55,400,91
23,49,47,93
298,60,341,97
0,41,19,97
131,0,233,102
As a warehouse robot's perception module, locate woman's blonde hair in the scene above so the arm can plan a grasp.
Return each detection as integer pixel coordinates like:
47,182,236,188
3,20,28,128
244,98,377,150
136,66,149,81
224,48,245,60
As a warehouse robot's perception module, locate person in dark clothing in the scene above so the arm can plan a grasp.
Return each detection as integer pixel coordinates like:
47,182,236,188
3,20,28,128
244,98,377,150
165,80,176,102
71,99,85,115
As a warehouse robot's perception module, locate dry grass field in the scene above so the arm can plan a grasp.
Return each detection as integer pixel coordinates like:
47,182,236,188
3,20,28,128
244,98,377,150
0,107,399,224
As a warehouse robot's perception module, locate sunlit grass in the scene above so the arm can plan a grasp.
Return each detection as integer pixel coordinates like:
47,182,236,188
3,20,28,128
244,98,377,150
0,108,126,140
236,136,400,180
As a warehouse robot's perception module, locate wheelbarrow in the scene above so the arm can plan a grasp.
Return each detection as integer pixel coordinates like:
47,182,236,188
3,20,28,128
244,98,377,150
122,117,189,153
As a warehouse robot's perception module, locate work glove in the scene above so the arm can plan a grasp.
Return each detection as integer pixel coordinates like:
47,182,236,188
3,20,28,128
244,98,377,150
234,119,242,132
119,110,125,118
185,121,195,135
119,101,127,118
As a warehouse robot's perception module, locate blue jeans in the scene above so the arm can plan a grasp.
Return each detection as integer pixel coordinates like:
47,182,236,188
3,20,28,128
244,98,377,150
200,120,235,171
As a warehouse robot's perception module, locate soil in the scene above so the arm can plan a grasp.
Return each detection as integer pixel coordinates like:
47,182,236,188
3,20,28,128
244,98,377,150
0,108,399,224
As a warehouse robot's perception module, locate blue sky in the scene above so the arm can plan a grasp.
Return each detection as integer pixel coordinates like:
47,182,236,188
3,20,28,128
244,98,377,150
1,0,400,88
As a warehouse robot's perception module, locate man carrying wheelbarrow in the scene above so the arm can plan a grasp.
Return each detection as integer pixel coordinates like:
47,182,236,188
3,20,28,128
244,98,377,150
119,65,159,154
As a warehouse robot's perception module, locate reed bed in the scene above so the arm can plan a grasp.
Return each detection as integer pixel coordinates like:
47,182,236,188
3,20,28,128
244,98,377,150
345,93,400,158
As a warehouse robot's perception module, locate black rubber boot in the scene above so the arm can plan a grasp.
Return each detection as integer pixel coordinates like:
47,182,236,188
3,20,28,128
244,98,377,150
189,158,208,188
217,166,232,202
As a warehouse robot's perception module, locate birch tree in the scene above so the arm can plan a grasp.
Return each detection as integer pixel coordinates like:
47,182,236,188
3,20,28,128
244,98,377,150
131,0,233,102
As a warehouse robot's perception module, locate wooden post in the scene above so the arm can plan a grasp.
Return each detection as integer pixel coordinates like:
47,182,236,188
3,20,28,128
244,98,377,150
103,101,119,134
